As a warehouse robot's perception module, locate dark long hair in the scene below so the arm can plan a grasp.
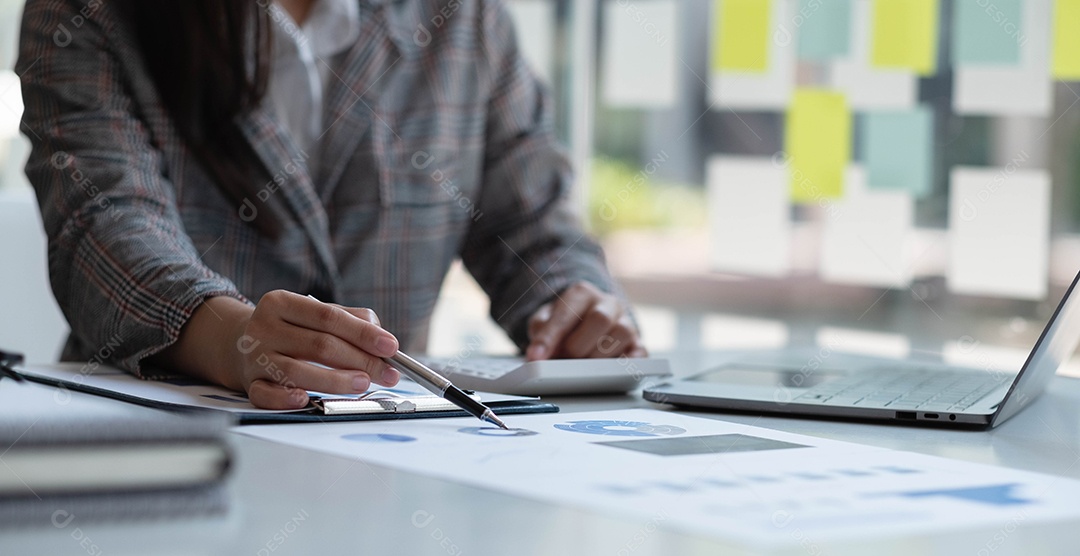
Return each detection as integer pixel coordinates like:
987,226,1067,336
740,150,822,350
113,1,277,234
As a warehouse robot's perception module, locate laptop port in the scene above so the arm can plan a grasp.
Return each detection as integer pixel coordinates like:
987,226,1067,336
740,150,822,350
896,411,916,420
923,413,939,419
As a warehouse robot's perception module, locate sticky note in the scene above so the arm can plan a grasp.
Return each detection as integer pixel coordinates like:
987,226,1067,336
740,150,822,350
710,0,795,109
506,0,556,84
870,0,939,75
817,326,911,358
861,106,934,198
714,0,772,71
948,166,1050,300
797,0,852,61
601,0,679,108
820,166,913,288
702,313,789,349
707,156,791,277
952,0,1022,65
1052,0,1080,80
784,90,851,202
831,0,917,109
954,0,1052,116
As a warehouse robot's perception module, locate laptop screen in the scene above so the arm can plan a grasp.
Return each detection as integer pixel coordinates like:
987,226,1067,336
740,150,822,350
992,270,1080,426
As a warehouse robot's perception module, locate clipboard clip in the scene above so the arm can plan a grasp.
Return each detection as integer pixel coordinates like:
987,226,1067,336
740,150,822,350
312,390,481,416
0,349,25,383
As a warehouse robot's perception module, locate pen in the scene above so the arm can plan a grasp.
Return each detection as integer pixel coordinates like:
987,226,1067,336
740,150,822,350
383,350,509,430
305,295,509,429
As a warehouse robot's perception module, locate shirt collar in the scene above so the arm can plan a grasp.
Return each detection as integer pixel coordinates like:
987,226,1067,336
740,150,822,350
306,0,362,59
270,0,362,59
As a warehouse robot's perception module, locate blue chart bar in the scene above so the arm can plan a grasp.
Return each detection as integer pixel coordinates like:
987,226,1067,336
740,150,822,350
893,483,1033,507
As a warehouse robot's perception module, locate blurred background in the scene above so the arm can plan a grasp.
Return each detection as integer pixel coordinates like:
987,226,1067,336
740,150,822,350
3,0,1079,377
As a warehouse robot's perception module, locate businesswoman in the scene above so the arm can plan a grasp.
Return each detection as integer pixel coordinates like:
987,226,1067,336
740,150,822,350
18,0,645,408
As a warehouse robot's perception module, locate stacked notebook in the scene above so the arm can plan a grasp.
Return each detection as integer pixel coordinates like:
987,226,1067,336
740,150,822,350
0,378,232,526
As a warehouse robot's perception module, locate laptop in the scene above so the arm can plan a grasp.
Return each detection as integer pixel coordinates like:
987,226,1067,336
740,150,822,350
643,270,1080,429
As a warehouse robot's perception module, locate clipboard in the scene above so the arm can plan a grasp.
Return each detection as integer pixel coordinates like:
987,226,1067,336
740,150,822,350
16,363,559,425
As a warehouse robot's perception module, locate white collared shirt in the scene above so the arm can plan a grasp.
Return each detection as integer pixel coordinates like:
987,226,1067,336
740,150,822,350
265,0,361,172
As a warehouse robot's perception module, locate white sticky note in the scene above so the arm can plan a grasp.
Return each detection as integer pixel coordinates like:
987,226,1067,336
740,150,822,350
709,0,796,110
948,167,1050,300
953,0,1052,116
506,0,556,85
816,326,911,358
820,166,913,288
702,314,790,349
942,340,1031,374
0,70,24,139
707,156,791,277
830,0,917,109
601,0,679,108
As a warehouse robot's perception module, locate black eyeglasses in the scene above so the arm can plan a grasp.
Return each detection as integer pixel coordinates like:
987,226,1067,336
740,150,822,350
0,349,25,383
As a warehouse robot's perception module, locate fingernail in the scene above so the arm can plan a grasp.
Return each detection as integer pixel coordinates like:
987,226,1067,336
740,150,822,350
527,344,547,361
376,336,398,356
352,375,371,392
291,389,309,406
383,366,400,385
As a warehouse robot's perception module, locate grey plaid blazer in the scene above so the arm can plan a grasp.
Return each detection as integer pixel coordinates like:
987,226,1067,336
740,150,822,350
17,0,616,374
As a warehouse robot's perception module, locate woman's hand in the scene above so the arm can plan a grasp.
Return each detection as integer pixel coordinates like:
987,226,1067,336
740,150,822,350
525,282,647,361
233,291,401,408
154,290,400,409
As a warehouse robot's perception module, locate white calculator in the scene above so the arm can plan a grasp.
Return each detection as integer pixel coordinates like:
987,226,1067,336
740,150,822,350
418,356,672,396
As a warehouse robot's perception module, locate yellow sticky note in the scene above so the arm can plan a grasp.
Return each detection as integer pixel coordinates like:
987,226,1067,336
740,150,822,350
870,0,939,76
713,0,772,72
784,90,851,203
1053,0,1080,80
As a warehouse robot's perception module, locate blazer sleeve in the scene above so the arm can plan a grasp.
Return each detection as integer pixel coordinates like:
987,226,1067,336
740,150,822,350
461,0,623,349
17,0,248,375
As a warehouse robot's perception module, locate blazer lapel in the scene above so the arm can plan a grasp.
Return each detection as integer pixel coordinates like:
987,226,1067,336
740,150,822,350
237,107,342,287
316,0,418,202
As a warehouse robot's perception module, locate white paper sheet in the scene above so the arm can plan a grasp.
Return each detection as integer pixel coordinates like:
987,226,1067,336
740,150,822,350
707,156,791,277
239,408,1080,548
947,166,1051,300
830,0,917,110
505,0,556,85
601,0,679,108
709,0,796,110
820,166,913,288
953,0,1053,116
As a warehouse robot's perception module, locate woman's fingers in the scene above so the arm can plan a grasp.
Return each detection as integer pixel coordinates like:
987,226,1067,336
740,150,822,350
246,378,309,410
262,290,399,357
251,355,375,394
238,290,405,408
525,285,598,361
269,323,398,386
526,282,646,361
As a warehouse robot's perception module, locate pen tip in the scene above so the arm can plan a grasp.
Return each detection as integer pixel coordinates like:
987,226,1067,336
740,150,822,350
483,411,510,430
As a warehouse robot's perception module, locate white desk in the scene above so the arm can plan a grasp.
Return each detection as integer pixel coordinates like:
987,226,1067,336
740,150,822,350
4,351,1080,555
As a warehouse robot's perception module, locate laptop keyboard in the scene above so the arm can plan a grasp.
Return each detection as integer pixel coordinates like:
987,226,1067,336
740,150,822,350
793,368,1010,412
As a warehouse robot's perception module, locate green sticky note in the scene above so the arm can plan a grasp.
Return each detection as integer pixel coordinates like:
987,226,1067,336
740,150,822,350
861,107,934,198
953,0,1022,65
785,90,851,202
870,0,939,75
797,0,852,61
714,0,772,71
1053,0,1080,80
